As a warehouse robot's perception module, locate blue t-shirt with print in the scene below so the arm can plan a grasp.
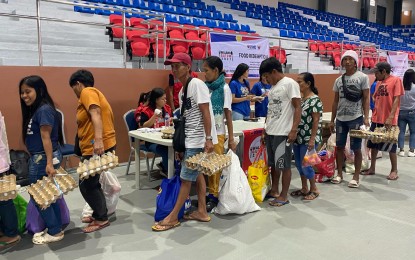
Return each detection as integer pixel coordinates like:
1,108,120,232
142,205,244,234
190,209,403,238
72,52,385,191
251,81,271,117
25,104,60,154
229,79,251,117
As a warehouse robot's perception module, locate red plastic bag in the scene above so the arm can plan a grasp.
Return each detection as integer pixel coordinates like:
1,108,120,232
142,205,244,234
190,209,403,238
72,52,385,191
313,153,335,178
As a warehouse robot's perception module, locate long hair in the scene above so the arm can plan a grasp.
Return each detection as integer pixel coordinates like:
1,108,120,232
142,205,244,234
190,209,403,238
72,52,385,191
148,88,166,116
403,69,415,91
204,56,224,73
138,91,150,106
230,63,249,86
299,72,319,95
19,75,64,145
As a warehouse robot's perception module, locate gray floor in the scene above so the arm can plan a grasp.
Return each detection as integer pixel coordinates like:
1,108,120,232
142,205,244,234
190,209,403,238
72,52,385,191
2,153,415,260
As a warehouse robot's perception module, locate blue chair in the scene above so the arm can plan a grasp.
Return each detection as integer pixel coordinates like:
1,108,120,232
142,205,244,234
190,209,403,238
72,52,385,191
280,29,288,37
123,109,157,176
56,109,76,169
288,30,296,38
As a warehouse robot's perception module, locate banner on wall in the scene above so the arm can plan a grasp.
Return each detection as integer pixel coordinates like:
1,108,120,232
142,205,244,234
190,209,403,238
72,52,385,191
242,128,265,174
387,52,408,79
209,33,269,78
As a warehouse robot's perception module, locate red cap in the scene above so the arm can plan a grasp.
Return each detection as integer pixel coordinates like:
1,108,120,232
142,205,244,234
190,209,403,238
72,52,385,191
164,53,192,66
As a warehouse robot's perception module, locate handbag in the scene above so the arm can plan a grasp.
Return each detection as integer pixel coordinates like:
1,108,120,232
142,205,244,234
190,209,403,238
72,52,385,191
172,77,192,153
341,74,362,102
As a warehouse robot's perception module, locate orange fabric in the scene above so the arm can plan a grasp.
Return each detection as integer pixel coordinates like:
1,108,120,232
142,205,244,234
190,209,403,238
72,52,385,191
372,76,404,125
77,87,116,156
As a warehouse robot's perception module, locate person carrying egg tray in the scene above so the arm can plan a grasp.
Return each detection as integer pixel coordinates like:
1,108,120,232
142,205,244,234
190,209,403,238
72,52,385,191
0,111,21,250
18,76,65,244
152,53,218,232
365,62,404,181
139,88,172,175
69,69,116,233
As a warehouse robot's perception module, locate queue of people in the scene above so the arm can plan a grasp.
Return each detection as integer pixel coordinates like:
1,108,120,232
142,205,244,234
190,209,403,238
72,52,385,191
0,51,409,246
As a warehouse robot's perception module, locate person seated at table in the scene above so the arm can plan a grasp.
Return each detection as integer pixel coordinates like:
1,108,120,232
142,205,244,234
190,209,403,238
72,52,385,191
139,88,172,174
230,63,255,120
251,73,271,118
134,91,150,124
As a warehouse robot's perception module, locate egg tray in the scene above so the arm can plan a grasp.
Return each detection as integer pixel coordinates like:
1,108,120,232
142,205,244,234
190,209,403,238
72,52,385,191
350,126,399,143
161,128,174,139
76,151,119,180
55,167,78,193
185,152,232,176
27,177,62,210
0,174,17,201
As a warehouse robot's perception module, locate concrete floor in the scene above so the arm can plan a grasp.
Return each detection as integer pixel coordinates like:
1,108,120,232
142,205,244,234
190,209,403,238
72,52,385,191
2,152,415,260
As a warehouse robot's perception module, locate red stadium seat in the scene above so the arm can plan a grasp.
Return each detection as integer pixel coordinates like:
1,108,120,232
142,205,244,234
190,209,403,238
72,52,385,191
131,38,150,57
190,43,206,60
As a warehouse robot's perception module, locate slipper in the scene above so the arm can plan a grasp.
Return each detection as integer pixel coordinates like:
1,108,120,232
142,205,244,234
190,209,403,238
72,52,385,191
183,213,211,222
32,232,64,245
387,174,399,181
151,222,180,232
83,221,110,233
290,189,308,197
360,170,375,176
303,191,319,201
0,236,21,250
331,175,343,184
348,179,360,188
81,216,95,224
269,199,290,207
265,193,279,200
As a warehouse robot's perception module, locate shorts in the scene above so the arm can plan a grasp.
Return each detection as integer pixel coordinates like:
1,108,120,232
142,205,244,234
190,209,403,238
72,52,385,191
336,116,363,151
266,135,292,170
367,123,397,153
180,148,204,182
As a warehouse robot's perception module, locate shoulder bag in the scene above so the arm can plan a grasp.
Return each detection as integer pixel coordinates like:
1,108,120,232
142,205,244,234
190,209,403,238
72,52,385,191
172,77,192,153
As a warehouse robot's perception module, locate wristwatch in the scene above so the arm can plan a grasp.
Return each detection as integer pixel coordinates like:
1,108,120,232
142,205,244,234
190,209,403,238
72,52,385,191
205,136,213,140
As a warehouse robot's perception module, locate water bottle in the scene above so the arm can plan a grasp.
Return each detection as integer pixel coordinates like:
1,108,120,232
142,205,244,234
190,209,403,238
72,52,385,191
164,113,171,127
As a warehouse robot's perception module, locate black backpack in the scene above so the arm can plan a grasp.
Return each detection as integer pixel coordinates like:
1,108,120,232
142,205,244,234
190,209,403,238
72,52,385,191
9,149,30,186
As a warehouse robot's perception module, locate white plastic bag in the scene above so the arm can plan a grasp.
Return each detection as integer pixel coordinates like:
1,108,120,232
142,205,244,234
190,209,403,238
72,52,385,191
81,170,121,218
213,150,261,215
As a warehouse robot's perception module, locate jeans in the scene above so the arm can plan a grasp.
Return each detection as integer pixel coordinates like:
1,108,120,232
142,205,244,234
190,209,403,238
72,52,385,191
293,143,317,180
398,110,415,149
146,142,168,171
78,147,115,221
232,111,250,121
0,200,19,237
335,116,363,150
28,149,63,236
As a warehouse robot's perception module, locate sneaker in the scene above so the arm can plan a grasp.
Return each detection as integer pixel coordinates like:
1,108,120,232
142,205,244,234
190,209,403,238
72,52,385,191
398,151,405,157
408,151,415,157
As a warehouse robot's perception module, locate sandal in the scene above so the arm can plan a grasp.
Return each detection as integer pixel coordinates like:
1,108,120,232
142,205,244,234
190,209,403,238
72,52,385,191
290,189,308,197
83,221,110,233
183,212,211,222
152,221,180,232
348,179,360,188
331,175,343,184
0,236,21,250
32,232,64,245
387,172,399,181
81,216,95,223
303,191,319,201
269,199,290,207
361,170,375,176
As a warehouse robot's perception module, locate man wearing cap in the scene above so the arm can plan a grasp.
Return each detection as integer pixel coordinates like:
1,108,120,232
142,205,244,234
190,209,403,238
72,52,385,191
366,62,404,180
152,53,218,231
329,50,370,188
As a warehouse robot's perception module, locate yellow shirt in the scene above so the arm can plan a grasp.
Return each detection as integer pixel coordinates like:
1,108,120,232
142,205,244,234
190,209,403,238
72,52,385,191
77,87,116,156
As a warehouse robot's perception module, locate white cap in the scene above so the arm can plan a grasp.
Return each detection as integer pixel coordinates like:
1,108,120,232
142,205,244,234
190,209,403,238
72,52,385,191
341,50,359,66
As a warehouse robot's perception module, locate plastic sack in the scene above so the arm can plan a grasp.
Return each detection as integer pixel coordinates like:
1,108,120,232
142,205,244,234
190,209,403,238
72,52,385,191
13,194,27,234
327,133,336,152
154,175,188,222
313,149,335,178
315,173,332,183
213,150,260,215
302,149,322,167
345,139,370,173
26,197,70,235
247,145,270,202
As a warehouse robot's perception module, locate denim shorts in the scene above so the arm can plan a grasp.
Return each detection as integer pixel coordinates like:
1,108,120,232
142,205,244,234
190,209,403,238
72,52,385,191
29,149,62,184
180,148,204,182
336,116,363,151
367,123,397,153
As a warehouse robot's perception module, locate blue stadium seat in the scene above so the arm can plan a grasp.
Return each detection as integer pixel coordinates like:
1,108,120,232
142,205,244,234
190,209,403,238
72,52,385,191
230,23,240,31
280,29,288,37
262,20,271,27
296,32,304,39
288,30,296,38
219,21,230,30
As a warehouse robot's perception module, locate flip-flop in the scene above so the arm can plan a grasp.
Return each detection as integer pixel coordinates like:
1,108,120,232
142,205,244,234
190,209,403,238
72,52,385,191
183,213,211,222
303,191,320,201
360,170,375,176
331,175,343,184
269,199,290,207
290,189,308,197
81,216,95,223
83,221,110,233
0,236,21,251
151,222,180,232
387,174,399,180
265,193,279,200
348,179,360,188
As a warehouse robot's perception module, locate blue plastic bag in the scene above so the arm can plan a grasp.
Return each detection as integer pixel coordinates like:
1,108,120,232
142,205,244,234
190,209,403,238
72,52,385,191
154,160,191,221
